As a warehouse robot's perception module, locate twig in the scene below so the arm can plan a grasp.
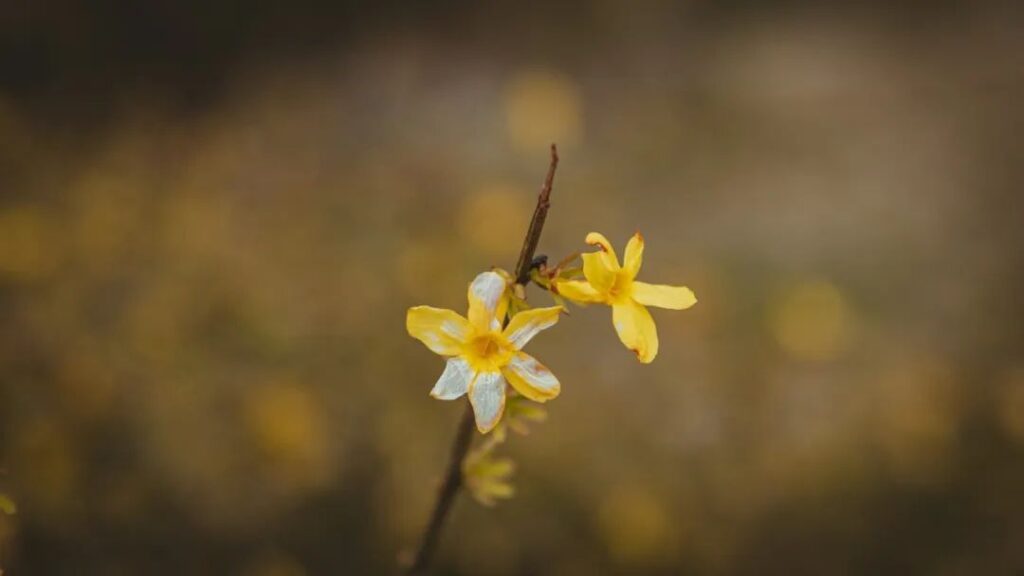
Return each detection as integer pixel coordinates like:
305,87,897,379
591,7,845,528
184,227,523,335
515,144,559,284
403,406,475,575
403,144,560,575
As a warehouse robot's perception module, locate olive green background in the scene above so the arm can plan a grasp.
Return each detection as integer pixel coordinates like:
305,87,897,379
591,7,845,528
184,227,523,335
1,1,1022,574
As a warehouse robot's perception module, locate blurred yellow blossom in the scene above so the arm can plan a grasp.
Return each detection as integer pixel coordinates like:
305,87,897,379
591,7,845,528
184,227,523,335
0,494,15,515
244,381,331,488
874,356,959,484
463,453,516,507
598,485,680,565
771,279,850,361
556,232,696,363
407,270,563,433
504,68,583,152
503,394,549,436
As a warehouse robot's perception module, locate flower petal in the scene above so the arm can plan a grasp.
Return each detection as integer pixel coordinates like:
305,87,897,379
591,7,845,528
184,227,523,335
631,282,697,310
623,232,644,279
612,300,659,363
407,306,472,356
585,232,616,258
554,279,603,303
582,252,616,293
585,231,620,270
503,352,560,402
430,357,474,400
469,370,507,433
468,271,508,330
503,306,562,349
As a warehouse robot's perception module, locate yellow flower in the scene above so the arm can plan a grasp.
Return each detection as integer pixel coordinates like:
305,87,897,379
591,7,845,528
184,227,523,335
556,232,696,363
407,271,563,433
463,453,516,506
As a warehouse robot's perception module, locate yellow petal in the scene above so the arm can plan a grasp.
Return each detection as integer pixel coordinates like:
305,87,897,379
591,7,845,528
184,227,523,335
623,232,644,279
503,352,560,402
612,300,659,363
467,474,516,506
585,231,620,270
479,478,515,499
631,282,697,310
466,455,516,480
469,371,507,433
585,232,615,258
582,252,616,293
407,306,472,356
503,306,562,349
467,271,508,331
554,279,603,303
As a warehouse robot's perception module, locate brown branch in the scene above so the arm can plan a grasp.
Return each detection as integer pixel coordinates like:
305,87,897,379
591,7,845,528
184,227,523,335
403,405,474,575
403,144,560,575
515,144,559,284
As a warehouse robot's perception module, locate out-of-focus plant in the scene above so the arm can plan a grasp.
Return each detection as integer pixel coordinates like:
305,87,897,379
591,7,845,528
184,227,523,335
402,146,697,574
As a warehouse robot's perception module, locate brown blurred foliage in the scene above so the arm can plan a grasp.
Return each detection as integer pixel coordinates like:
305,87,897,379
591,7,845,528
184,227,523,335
1,1,1023,574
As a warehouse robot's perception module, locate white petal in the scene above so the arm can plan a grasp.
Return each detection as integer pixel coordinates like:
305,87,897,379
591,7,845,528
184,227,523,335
469,271,506,316
469,370,507,433
507,353,559,397
430,357,474,400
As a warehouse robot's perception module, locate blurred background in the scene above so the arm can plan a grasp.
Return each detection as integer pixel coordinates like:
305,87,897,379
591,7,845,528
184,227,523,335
1,1,1023,574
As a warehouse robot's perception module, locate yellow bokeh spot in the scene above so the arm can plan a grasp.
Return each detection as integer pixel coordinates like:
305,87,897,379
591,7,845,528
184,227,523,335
458,183,531,258
597,485,679,565
771,280,850,361
504,69,583,152
0,494,16,515
244,382,331,487
0,205,61,280
874,357,958,483
997,368,1024,444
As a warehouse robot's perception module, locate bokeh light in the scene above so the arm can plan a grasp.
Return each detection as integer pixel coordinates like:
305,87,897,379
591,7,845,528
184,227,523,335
504,69,583,153
771,279,851,361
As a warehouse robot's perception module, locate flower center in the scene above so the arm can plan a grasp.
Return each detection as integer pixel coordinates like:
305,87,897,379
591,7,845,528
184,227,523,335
472,334,502,357
466,332,513,371
607,272,632,303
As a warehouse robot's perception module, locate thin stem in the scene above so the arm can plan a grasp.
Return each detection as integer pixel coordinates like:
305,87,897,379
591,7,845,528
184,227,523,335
403,144,560,575
404,406,474,575
515,144,559,284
